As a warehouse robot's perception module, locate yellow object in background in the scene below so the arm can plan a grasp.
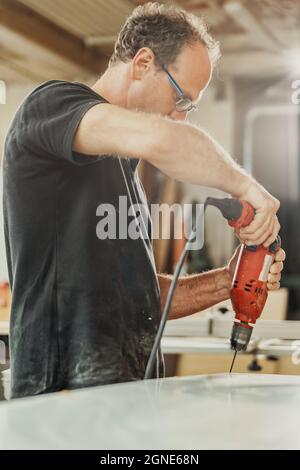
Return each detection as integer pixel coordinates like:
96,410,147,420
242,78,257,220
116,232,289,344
0,282,10,322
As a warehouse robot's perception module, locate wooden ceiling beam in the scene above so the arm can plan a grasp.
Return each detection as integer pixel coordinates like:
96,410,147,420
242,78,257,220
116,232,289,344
0,0,107,75
224,1,283,53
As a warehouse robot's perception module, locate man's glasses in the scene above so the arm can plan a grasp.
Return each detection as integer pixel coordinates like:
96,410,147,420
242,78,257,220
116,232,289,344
162,64,197,113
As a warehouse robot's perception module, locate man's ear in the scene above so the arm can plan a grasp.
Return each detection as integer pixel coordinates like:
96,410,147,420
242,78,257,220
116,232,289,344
130,47,156,80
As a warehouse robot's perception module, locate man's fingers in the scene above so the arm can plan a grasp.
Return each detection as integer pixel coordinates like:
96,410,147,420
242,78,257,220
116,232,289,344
268,272,281,283
240,212,272,236
274,248,286,262
239,212,271,238
263,218,280,247
267,281,280,291
266,248,285,292
248,217,275,246
242,217,273,244
238,218,272,245
270,261,283,274
245,218,275,246
239,215,279,247
244,216,279,248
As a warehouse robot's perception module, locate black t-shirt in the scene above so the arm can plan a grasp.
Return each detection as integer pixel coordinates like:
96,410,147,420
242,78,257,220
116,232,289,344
3,80,163,398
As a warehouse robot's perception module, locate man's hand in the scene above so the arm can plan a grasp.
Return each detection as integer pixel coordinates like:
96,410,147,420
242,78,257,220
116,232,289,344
227,245,286,291
236,181,280,247
266,248,286,290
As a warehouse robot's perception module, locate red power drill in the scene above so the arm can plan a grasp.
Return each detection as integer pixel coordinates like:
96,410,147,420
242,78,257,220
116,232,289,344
206,197,281,360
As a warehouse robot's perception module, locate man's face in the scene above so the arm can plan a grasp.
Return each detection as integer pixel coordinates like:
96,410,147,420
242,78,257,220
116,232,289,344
127,41,212,121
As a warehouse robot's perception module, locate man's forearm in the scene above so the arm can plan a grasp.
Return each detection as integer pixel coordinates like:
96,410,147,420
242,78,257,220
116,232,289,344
74,104,252,198
158,268,232,320
151,119,252,198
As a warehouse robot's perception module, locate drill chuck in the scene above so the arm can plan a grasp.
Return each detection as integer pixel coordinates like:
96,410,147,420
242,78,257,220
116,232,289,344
230,322,253,351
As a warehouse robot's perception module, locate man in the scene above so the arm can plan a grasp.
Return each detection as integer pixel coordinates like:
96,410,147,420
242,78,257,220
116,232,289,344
3,2,284,398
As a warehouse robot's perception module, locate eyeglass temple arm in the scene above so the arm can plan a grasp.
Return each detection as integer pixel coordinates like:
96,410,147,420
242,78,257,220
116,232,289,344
162,65,185,98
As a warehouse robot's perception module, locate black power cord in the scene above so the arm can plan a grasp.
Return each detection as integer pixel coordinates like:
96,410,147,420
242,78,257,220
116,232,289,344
144,200,209,380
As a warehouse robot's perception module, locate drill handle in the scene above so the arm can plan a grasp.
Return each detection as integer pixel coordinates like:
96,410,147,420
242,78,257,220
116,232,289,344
206,197,255,228
228,200,255,229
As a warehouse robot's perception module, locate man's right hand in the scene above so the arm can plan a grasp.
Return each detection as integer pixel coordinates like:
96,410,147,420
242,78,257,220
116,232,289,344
236,181,280,247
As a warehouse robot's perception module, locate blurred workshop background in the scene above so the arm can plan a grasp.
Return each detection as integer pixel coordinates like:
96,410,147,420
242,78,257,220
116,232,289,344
0,0,300,399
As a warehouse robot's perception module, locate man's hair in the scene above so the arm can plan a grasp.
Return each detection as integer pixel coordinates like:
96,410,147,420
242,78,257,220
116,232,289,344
109,2,220,68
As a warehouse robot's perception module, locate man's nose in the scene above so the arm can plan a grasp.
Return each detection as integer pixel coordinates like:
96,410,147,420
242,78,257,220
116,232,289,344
168,109,188,122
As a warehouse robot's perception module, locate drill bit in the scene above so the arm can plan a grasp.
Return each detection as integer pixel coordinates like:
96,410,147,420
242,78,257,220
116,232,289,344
229,350,237,373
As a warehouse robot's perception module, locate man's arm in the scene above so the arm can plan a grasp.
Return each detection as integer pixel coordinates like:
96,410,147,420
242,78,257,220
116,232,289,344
73,104,280,246
158,268,231,320
159,247,286,320
73,103,257,194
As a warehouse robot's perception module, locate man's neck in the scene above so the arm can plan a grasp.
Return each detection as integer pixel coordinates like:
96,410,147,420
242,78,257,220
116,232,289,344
91,63,129,108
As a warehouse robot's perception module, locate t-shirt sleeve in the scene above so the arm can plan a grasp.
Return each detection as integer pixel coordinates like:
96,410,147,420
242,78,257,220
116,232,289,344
17,80,105,165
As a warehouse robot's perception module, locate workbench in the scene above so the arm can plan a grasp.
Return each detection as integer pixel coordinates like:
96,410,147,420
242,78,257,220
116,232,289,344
0,373,300,450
